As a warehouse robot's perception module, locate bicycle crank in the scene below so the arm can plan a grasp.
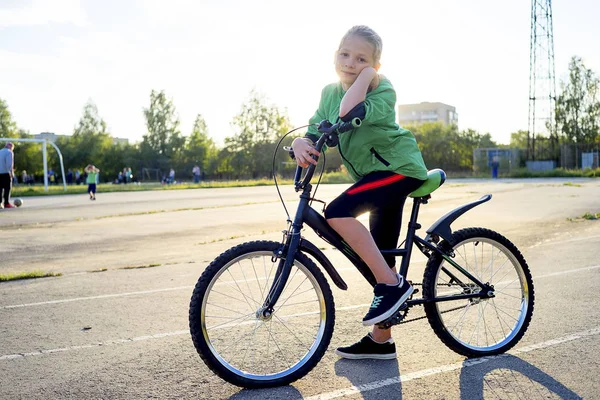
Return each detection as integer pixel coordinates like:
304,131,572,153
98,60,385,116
376,287,419,329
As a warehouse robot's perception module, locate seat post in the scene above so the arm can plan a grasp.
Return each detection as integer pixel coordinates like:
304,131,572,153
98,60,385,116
398,197,422,278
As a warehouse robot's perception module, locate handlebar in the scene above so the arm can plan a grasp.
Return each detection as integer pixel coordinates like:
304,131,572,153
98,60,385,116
291,118,361,191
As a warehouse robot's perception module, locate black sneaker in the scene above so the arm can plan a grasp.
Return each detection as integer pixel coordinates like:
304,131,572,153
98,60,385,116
335,333,396,360
362,274,414,326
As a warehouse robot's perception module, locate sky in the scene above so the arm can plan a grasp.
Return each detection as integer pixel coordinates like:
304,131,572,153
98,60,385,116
1,0,599,146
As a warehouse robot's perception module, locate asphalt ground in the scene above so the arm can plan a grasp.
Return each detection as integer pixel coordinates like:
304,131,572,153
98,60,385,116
1,178,599,399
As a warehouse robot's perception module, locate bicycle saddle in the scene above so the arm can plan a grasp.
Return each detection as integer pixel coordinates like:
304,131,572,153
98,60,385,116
409,169,446,198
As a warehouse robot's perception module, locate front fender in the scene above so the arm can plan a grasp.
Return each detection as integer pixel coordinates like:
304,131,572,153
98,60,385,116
299,238,348,291
426,194,492,243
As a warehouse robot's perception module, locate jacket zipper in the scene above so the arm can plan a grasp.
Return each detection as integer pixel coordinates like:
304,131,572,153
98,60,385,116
370,147,391,166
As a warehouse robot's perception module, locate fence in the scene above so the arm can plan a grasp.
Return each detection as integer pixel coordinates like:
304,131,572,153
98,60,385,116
473,148,520,174
560,144,600,169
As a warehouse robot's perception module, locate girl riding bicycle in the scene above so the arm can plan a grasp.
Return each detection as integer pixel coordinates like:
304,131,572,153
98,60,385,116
292,25,428,360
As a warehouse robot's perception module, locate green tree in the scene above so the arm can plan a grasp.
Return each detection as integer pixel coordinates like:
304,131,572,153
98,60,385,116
225,90,292,178
555,56,600,143
411,123,497,172
56,100,114,181
0,97,18,138
185,114,217,177
509,130,529,149
0,98,48,181
142,90,184,161
13,129,44,181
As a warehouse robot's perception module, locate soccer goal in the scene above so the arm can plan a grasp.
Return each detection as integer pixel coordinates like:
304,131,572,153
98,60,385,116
0,137,67,192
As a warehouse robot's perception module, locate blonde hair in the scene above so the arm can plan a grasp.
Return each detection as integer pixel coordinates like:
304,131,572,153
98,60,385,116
338,25,383,65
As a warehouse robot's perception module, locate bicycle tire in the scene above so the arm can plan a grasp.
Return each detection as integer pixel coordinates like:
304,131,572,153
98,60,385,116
189,240,335,388
422,228,534,357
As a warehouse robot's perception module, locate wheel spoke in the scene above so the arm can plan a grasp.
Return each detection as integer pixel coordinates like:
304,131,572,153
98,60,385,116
206,311,255,330
278,299,320,308
239,260,257,305
241,320,263,371
275,276,310,310
250,258,265,300
227,268,260,309
209,289,248,305
273,313,311,353
489,253,510,282
450,302,472,337
495,277,521,293
206,302,251,318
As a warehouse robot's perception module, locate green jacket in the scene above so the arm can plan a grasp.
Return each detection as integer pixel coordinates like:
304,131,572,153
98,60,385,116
306,77,428,181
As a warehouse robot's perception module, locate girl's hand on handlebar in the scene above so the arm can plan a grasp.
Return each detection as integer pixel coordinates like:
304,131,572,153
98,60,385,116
292,138,320,168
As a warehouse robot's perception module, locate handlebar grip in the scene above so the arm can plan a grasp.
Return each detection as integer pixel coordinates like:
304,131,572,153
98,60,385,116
336,117,362,133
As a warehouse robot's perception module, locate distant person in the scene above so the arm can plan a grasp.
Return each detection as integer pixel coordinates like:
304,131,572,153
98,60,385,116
0,142,15,209
48,169,56,185
22,170,28,185
67,169,73,185
126,167,133,184
75,169,81,185
169,168,175,184
192,164,201,183
85,164,100,201
491,156,500,179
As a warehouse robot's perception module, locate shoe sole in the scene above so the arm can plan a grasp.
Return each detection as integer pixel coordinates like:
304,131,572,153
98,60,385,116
334,349,397,360
362,286,415,326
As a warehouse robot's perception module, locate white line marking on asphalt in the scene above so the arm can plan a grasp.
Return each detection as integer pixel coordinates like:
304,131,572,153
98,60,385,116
0,330,189,361
530,234,600,248
1,264,598,310
305,326,600,400
0,286,193,309
533,264,600,279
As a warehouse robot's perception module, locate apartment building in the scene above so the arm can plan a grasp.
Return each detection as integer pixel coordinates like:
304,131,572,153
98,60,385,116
397,102,458,127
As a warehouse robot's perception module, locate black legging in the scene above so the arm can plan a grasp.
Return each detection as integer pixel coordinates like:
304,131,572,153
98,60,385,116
0,173,12,206
324,171,425,268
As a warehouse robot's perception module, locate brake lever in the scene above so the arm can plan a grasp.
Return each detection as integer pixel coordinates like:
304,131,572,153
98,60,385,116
283,146,295,160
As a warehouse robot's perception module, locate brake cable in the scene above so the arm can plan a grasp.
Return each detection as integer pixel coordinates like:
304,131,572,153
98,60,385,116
271,124,318,220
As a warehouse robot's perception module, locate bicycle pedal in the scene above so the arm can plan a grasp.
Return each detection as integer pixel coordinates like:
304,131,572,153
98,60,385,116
377,311,404,329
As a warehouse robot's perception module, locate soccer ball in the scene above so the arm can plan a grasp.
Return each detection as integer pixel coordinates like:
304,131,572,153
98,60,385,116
13,198,23,207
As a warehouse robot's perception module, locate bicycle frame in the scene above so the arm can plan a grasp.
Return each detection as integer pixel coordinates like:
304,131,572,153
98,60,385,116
260,122,494,317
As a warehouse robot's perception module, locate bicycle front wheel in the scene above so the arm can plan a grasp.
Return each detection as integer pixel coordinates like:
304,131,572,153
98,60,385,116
423,228,534,357
189,240,335,388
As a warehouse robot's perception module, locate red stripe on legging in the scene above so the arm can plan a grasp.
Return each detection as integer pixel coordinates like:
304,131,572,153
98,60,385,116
347,174,406,195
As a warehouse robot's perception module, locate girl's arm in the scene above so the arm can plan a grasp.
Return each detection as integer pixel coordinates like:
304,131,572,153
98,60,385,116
339,67,379,117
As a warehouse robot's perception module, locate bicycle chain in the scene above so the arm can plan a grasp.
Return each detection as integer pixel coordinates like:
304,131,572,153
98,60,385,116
379,282,468,327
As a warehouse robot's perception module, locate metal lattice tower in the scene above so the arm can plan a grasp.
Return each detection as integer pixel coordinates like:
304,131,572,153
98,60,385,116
527,0,557,161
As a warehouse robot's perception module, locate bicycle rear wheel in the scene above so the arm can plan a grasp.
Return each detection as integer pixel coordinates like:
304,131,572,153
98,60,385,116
189,240,335,388
423,228,534,357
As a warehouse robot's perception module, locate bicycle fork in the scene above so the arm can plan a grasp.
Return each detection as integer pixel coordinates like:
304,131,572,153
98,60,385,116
258,191,311,319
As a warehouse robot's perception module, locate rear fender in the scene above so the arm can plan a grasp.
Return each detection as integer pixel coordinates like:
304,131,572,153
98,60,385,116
426,195,492,243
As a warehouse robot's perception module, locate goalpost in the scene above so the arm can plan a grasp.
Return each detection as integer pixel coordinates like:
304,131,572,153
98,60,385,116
0,137,67,192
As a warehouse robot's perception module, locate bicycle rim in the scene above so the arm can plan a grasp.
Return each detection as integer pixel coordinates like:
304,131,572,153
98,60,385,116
200,250,328,381
433,236,531,352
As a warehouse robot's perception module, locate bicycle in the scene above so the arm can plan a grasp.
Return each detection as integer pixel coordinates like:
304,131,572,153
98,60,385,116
189,118,535,388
